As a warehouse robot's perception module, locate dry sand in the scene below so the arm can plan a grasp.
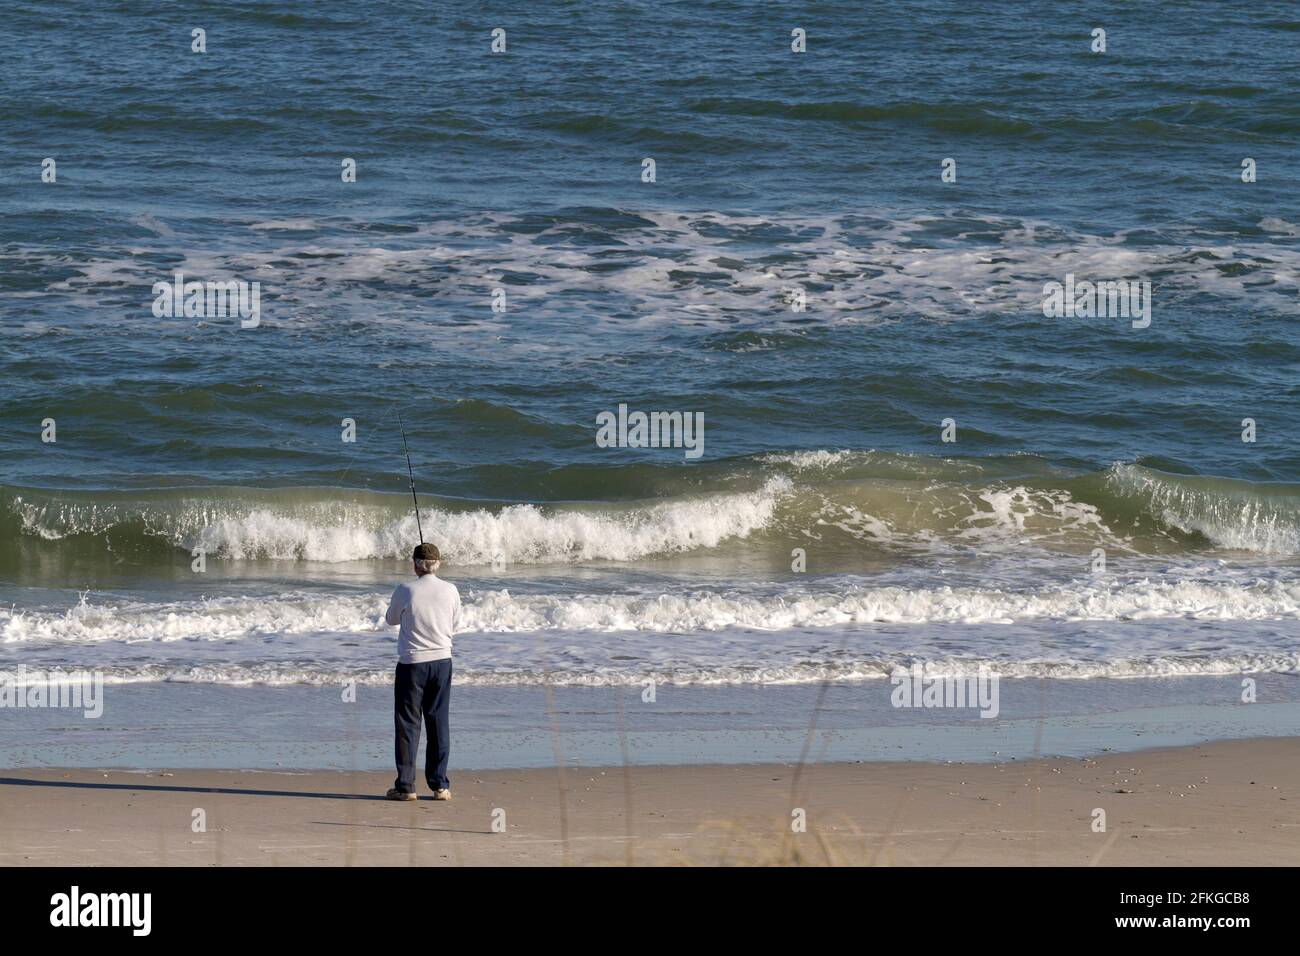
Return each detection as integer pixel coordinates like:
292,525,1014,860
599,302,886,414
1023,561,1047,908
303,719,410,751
1,738,1296,866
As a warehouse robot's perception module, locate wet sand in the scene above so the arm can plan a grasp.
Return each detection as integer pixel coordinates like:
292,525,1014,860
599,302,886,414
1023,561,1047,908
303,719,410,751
1,738,1296,866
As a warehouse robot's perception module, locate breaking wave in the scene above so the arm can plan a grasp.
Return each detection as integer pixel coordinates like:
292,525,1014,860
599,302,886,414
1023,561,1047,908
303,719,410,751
4,456,1298,568
3,576,1298,647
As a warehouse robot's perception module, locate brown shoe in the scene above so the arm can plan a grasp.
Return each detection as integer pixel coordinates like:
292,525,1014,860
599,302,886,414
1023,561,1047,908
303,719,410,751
386,788,417,801
432,789,452,801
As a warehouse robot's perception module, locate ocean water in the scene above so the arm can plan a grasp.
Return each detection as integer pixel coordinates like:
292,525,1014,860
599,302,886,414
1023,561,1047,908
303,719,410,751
2,1,1298,725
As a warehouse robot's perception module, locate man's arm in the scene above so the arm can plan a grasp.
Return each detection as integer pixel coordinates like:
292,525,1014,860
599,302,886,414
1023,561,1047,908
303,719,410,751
385,585,406,626
451,590,463,633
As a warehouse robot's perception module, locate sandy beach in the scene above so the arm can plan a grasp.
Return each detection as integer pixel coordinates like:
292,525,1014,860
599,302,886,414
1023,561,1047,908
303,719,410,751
2,737,1295,866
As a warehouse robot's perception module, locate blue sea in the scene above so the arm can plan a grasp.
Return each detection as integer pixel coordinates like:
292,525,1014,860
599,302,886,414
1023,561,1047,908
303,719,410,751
1,1,1297,766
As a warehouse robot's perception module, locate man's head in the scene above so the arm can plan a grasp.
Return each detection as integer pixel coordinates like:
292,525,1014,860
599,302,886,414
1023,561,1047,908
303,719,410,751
412,543,441,576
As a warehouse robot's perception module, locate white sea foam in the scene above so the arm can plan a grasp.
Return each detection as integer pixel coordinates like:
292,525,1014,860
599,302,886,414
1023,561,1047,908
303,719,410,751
1104,464,1300,554
3,574,1296,687
195,478,788,563
959,486,1111,541
1259,216,1300,237
4,653,1297,688
758,449,860,470
23,210,1300,327
12,478,791,565
4,577,1297,647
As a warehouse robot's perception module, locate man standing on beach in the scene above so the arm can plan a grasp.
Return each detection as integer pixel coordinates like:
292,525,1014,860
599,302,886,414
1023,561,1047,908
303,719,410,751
384,543,462,801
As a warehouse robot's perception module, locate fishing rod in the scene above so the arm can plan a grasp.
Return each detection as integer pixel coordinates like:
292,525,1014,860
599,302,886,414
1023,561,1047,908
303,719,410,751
395,405,425,545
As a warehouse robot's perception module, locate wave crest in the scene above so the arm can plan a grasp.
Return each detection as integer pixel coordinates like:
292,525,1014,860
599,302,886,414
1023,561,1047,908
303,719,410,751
4,457,1298,567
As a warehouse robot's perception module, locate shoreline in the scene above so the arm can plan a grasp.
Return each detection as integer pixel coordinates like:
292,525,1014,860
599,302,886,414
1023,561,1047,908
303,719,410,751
3,737,1297,866
4,677,1297,771
6,730,1297,774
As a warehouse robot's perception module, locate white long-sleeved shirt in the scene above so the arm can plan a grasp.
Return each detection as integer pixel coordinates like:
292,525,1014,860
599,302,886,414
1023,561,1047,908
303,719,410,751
385,574,462,663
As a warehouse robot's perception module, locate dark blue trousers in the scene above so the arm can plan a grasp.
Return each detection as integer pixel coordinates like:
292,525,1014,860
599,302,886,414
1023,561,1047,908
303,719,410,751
393,659,452,793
